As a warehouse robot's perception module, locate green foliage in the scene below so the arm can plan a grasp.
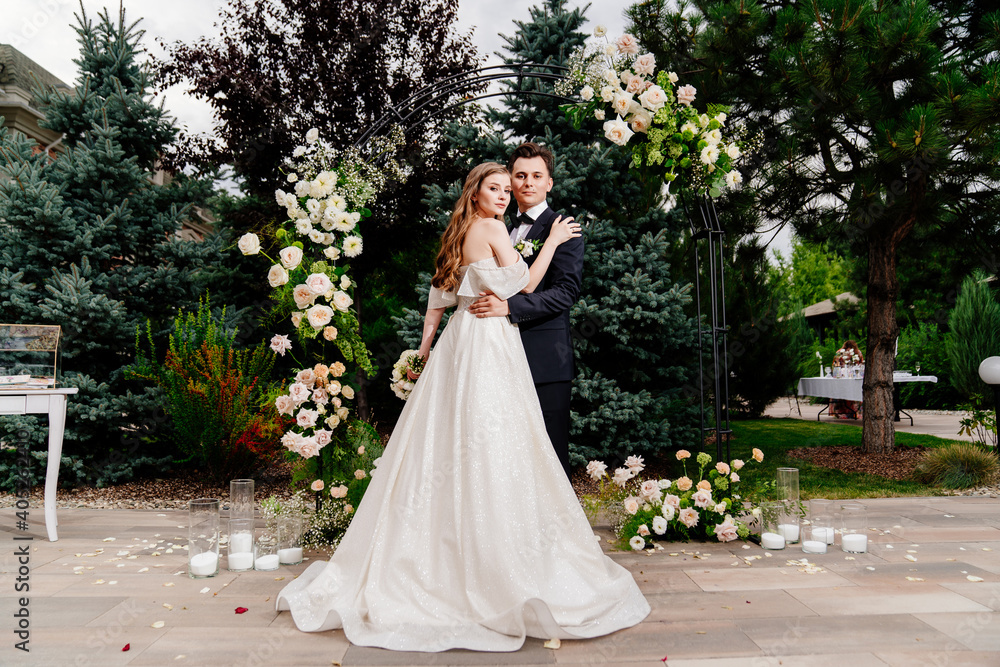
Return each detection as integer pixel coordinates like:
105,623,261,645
912,442,999,489
956,397,998,449
946,271,1000,401
127,298,284,482
896,321,963,409
0,7,227,481
770,238,855,318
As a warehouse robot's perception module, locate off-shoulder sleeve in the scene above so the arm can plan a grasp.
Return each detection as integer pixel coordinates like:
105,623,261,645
457,257,529,301
427,285,457,310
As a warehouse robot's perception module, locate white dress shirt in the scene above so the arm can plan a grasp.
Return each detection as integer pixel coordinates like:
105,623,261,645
509,200,549,244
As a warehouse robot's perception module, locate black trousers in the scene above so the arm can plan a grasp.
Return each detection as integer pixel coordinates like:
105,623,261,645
535,381,572,478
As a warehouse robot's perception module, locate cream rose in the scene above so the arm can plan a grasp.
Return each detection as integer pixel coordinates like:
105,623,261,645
314,429,332,448
291,311,304,328
274,395,295,416
297,437,319,458
323,326,338,341
675,476,692,491
307,304,334,329
580,85,594,101
629,535,645,551
296,408,319,429
341,385,355,400
752,448,764,462
295,368,316,387
332,290,354,312
633,53,656,77
629,108,653,134
611,91,633,116
697,479,712,491
354,469,366,480
692,489,714,509
616,33,640,55
279,246,304,269
330,485,348,499
732,459,745,471
336,406,349,420
678,508,699,528
293,284,317,309
238,233,260,255
594,109,606,121
639,85,667,111
288,382,310,404
652,516,668,535
268,265,289,287
603,116,635,146
714,518,738,542
623,497,640,514
676,84,697,106
310,479,324,492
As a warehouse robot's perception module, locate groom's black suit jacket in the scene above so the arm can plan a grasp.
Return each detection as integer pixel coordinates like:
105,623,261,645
506,206,584,385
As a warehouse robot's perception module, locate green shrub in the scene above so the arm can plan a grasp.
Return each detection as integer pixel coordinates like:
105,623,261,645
896,322,965,409
946,271,1000,401
912,443,999,489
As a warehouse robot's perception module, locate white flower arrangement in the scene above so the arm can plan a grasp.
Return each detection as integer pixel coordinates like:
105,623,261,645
273,360,353,459
390,350,425,400
514,238,542,258
559,32,760,197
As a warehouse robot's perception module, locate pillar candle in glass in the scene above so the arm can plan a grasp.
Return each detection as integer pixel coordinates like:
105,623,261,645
229,479,255,522
188,498,220,579
841,502,869,553
802,518,831,554
278,515,304,565
254,528,280,571
776,468,800,504
759,501,786,550
227,518,254,572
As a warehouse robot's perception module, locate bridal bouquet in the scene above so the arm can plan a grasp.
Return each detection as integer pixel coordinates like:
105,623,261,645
389,349,425,401
585,448,766,550
559,28,758,197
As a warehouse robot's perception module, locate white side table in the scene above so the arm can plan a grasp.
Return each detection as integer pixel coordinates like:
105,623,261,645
0,387,78,541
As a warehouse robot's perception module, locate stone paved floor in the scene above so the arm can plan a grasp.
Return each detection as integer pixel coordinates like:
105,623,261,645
2,497,999,666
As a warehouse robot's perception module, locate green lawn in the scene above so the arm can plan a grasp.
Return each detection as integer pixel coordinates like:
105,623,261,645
724,418,960,499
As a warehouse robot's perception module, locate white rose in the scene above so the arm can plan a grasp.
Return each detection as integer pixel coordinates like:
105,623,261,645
323,247,341,262
629,535,645,551
292,145,307,157
342,385,355,399
603,116,635,146
593,24,607,37
274,189,287,206
580,85,594,101
305,127,319,143
286,173,298,183
293,284,316,309
332,290,354,312
612,91,633,116
267,265,289,287
307,304,334,329
336,406,349,420
291,311,303,328
604,68,618,84
600,85,616,102
715,112,728,124
594,109,606,121
237,233,260,255
279,246,303,269
604,43,616,56
652,516,667,535
668,71,679,84
629,108,653,133
340,274,351,289
639,85,667,111
725,143,742,160
306,273,333,295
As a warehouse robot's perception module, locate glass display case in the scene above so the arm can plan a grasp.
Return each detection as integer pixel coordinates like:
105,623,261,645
0,324,61,387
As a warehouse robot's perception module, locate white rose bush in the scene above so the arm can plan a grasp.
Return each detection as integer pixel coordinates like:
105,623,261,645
559,30,759,197
583,448,769,550
236,128,403,512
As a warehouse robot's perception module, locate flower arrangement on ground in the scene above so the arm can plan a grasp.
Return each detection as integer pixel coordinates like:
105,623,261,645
236,127,403,497
558,27,759,197
585,447,767,550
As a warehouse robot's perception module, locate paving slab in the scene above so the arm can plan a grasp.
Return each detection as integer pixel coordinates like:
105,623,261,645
737,613,957,654
788,582,992,616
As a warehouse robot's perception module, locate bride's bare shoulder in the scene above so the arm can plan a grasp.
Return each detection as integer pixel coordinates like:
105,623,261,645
468,216,507,238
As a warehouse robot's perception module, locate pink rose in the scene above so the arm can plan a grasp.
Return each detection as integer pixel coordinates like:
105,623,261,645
323,326,338,341
313,429,332,447
269,334,292,356
310,479,324,492
288,382,310,404
344,504,354,514
639,85,667,112
296,409,319,429
732,459,745,471
697,479,712,491
297,437,319,458
623,496,640,514
624,454,645,472
637,524,650,537
730,472,741,483
586,461,608,480
354,469,366,480
280,431,300,451
274,395,295,416
612,467,634,487
714,519,739,542
330,485,348,499
624,72,645,94
305,272,332,295
676,450,691,460
616,33,640,56
679,508,700,528
753,448,764,462
311,386,329,405
633,53,656,77
675,476,692,491
663,494,681,511
676,84,697,106
639,480,662,503
692,489,714,509
716,462,731,475
295,369,316,387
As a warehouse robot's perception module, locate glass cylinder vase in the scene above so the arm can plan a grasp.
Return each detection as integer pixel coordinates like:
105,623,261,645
841,502,869,553
254,528,279,571
759,501,787,550
278,515,304,565
227,518,255,572
776,468,800,504
229,479,255,522
188,498,220,579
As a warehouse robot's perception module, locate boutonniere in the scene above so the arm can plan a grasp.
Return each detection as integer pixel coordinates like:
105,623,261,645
514,239,542,258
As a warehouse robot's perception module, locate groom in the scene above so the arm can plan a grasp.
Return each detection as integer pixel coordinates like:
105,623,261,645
469,142,584,478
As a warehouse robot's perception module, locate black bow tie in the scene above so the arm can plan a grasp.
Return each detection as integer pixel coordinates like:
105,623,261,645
517,213,532,224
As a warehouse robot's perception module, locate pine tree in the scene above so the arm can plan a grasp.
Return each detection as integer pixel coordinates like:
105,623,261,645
0,7,224,484
629,0,1000,452
394,0,702,467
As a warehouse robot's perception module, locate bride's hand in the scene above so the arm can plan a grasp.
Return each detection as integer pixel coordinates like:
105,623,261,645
407,353,427,380
546,216,582,246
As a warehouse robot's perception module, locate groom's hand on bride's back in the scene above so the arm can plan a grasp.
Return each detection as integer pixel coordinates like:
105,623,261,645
470,291,509,318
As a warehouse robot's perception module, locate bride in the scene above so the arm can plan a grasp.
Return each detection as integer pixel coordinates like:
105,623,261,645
276,162,650,652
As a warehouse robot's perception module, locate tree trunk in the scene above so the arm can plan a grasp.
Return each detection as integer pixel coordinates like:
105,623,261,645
862,235,899,453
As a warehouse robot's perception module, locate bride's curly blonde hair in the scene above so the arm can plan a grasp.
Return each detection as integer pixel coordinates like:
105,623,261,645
431,162,509,292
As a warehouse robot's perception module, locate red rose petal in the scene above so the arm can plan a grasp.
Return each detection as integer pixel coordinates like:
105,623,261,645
235,607,249,614
122,644,130,651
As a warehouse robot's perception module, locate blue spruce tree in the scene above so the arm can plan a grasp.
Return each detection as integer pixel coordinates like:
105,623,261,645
395,0,701,468
0,7,224,487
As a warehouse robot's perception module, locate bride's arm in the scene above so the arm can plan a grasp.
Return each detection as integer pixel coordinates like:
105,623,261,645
519,217,581,293
416,307,446,361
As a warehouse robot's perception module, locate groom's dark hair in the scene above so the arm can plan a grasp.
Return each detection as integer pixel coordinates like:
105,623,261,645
508,142,554,178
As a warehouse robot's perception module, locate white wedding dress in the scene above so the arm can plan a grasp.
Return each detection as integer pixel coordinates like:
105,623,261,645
275,256,650,652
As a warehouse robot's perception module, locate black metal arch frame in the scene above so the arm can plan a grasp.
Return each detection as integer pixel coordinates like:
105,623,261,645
355,63,731,462
352,62,574,149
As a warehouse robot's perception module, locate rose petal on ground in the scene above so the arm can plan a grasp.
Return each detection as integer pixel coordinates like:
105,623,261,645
122,644,130,651
151,621,165,629
544,638,561,649
199,587,211,594
967,575,984,582
235,607,248,614
163,603,173,610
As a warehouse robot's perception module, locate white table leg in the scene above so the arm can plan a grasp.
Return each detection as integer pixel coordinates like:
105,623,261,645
44,394,66,542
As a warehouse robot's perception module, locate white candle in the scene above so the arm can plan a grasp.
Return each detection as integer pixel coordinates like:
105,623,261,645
189,551,218,576
227,552,253,571
842,533,868,553
761,532,785,549
777,523,800,542
254,554,279,570
229,533,253,554
802,540,827,554
812,526,835,545
278,547,303,564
